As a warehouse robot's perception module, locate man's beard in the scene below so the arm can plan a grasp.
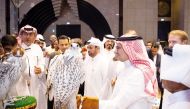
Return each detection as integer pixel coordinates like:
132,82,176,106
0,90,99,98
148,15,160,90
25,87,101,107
24,41,32,46
106,44,113,50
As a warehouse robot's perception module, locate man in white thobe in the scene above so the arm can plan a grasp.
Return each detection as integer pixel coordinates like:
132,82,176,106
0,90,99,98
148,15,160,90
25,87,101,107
99,35,157,109
161,44,190,109
78,35,157,109
100,35,123,100
101,35,115,59
19,25,46,109
84,37,108,97
161,30,189,109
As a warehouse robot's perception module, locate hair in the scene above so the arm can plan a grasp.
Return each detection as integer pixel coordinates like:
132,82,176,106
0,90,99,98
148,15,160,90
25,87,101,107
125,29,138,36
169,30,189,42
1,35,17,52
104,40,115,49
58,35,70,43
71,38,83,47
49,35,57,42
151,42,159,48
146,41,153,44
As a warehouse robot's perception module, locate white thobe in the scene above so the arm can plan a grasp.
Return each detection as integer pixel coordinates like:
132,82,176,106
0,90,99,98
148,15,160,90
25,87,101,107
99,61,153,109
84,53,108,97
100,60,124,100
21,43,47,109
161,44,190,109
163,89,190,109
101,49,115,61
100,49,116,99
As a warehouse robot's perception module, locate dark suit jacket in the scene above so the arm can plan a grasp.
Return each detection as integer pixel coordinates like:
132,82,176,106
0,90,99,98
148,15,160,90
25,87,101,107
155,54,161,69
147,48,153,60
153,54,163,92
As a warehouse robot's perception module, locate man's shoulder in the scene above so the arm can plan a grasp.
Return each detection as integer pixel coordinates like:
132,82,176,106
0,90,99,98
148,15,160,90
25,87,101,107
31,44,42,50
30,44,43,55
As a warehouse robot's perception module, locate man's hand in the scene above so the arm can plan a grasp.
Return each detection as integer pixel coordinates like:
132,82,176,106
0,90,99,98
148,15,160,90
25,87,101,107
162,80,189,93
111,77,117,87
82,96,98,109
34,66,42,74
76,95,82,109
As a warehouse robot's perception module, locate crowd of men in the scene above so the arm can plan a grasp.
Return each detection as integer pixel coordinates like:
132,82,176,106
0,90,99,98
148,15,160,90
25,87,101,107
0,25,190,109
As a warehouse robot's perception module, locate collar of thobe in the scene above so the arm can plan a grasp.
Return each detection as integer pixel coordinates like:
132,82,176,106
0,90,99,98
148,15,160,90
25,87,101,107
89,53,101,61
21,43,32,51
123,60,131,67
103,49,114,54
25,48,31,51
21,43,28,48
116,60,130,76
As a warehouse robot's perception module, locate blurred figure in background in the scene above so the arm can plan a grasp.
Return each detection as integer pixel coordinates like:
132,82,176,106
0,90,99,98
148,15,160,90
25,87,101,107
81,46,87,60
151,42,163,109
46,35,58,56
0,43,4,58
35,34,46,50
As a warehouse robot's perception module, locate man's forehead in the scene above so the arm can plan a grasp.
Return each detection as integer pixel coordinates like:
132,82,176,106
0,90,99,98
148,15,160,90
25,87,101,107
168,36,182,41
59,39,69,43
106,39,113,42
87,44,95,48
22,31,35,35
20,25,37,32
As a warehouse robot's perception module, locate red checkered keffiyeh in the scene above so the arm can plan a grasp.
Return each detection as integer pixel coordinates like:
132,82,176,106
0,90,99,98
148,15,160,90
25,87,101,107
117,36,158,96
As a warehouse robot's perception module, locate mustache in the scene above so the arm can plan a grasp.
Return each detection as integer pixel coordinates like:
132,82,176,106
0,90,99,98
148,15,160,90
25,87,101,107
106,44,114,49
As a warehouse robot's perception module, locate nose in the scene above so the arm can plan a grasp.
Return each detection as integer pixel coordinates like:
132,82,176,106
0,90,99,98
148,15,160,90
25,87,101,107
25,34,31,37
114,49,118,54
168,42,174,48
